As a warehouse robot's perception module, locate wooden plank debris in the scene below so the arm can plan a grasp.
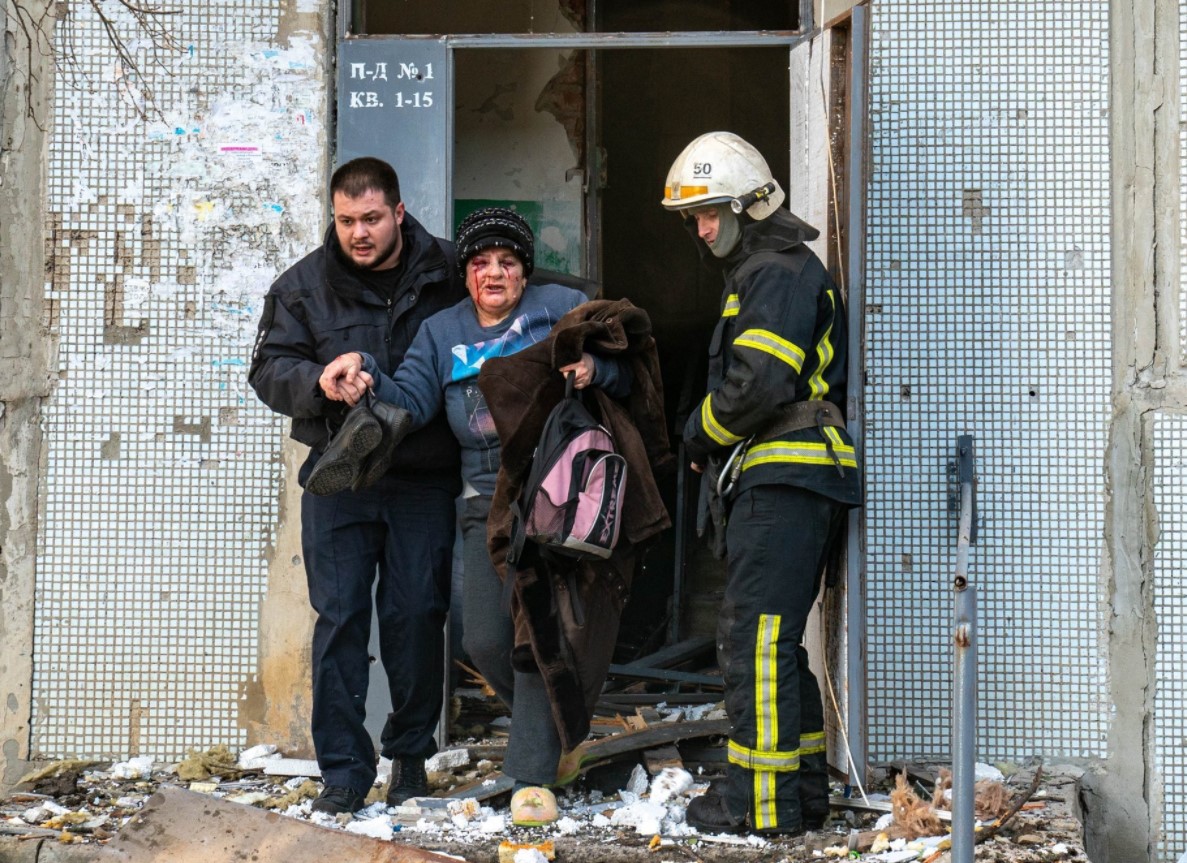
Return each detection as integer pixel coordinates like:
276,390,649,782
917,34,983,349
102,785,461,863
642,745,684,774
603,665,723,688
616,636,715,671
444,718,731,800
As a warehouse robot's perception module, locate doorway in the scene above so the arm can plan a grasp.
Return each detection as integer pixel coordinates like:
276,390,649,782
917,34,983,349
348,0,797,653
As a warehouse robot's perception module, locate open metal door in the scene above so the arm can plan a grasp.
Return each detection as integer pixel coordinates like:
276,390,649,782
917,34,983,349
337,38,453,239
335,36,455,747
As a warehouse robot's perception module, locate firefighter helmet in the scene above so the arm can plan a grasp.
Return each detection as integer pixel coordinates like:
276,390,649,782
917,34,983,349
661,131,785,220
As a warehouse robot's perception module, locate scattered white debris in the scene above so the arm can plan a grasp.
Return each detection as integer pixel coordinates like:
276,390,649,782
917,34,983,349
974,762,1004,782
1052,843,1070,855
446,798,481,822
21,806,50,823
263,758,321,778
225,791,271,806
513,849,550,863
610,800,667,835
478,813,507,833
110,756,155,780
693,832,755,845
625,763,649,798
309,810,340,828
867,851,920,863
237,744,280,770
590,812,612,828
357,801,389,819
553,816,580,835
346,815,394,841
874,812,894,830
649,767,694,804
377,756,392,785
427,749,471,772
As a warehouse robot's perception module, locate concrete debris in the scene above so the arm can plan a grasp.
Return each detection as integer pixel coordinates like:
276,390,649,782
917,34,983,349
237,743,281,770
16,760,98,787
496,839,555,863
648,767,694,804
0,710,1088,863
264,757,322,777
109,756,155,781
426,749,471,773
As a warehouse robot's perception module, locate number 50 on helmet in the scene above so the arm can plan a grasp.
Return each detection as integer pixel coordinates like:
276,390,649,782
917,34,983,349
661,131,786,221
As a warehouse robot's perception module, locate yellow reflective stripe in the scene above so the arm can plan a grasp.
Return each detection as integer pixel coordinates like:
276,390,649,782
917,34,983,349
800,731,826,755
807,291,837,399
699,395,744,446
722,294,740,318
754,770,777,830
734,329,805,372
742,441,858,469
727,740,801,771
824,426,845,448
755,614,780,752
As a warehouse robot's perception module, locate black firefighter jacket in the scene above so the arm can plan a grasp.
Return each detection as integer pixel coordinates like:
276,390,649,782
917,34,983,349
248,214,466,492
478,299,674,751
684,208,863,510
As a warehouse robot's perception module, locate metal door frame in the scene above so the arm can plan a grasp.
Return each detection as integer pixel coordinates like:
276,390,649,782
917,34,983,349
332,5,879,780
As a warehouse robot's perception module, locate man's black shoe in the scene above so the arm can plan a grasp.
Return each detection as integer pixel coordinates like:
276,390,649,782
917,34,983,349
311,784,366,815
685,789,747,835
385,756,428,806
352,397,414,491
306,402,382,495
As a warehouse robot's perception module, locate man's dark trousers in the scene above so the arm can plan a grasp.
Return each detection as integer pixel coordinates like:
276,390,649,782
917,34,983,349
301,476,455,795
720,484,843,833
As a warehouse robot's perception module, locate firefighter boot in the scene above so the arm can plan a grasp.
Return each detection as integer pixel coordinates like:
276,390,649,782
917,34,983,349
686,783,747,835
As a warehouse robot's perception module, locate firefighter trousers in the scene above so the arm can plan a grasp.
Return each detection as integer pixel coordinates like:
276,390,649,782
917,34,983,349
720,484,844,833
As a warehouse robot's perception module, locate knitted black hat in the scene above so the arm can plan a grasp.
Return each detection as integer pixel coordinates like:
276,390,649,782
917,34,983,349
455,207,535,278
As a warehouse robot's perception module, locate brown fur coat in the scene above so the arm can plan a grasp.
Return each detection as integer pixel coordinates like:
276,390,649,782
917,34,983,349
477,299,673,750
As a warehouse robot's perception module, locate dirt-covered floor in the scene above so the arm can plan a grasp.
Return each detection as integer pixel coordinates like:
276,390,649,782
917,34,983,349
1,691,1089,863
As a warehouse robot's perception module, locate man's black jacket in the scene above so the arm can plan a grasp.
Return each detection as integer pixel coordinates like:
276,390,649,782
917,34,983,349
249,212,466,492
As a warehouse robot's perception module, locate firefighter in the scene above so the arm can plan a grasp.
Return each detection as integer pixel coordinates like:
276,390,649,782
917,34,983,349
661,132,862,836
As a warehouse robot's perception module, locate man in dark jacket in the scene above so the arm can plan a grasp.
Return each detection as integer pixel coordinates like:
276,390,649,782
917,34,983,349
248,157,465,814
661,133,862,837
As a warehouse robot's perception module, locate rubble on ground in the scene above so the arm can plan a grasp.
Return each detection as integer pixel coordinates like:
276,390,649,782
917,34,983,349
0,691,1088,863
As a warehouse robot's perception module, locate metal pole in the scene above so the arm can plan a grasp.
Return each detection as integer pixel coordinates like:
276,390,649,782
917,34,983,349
845,2,871,794
951,435,977,863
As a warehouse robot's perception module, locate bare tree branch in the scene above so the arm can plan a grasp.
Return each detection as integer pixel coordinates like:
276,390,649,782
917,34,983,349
5,0,55,130
6,0,182,126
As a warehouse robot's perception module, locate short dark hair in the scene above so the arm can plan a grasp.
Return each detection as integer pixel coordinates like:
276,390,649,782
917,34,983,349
330,157,401,209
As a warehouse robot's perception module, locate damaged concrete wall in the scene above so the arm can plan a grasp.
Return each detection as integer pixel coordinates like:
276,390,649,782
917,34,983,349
858,0,1183,858
453,42,585,274
1094,0,1184,859
0,0,53,787
3,0,332,767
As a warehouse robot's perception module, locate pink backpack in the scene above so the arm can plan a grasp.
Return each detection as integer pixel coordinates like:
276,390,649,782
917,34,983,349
512,374,628,563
